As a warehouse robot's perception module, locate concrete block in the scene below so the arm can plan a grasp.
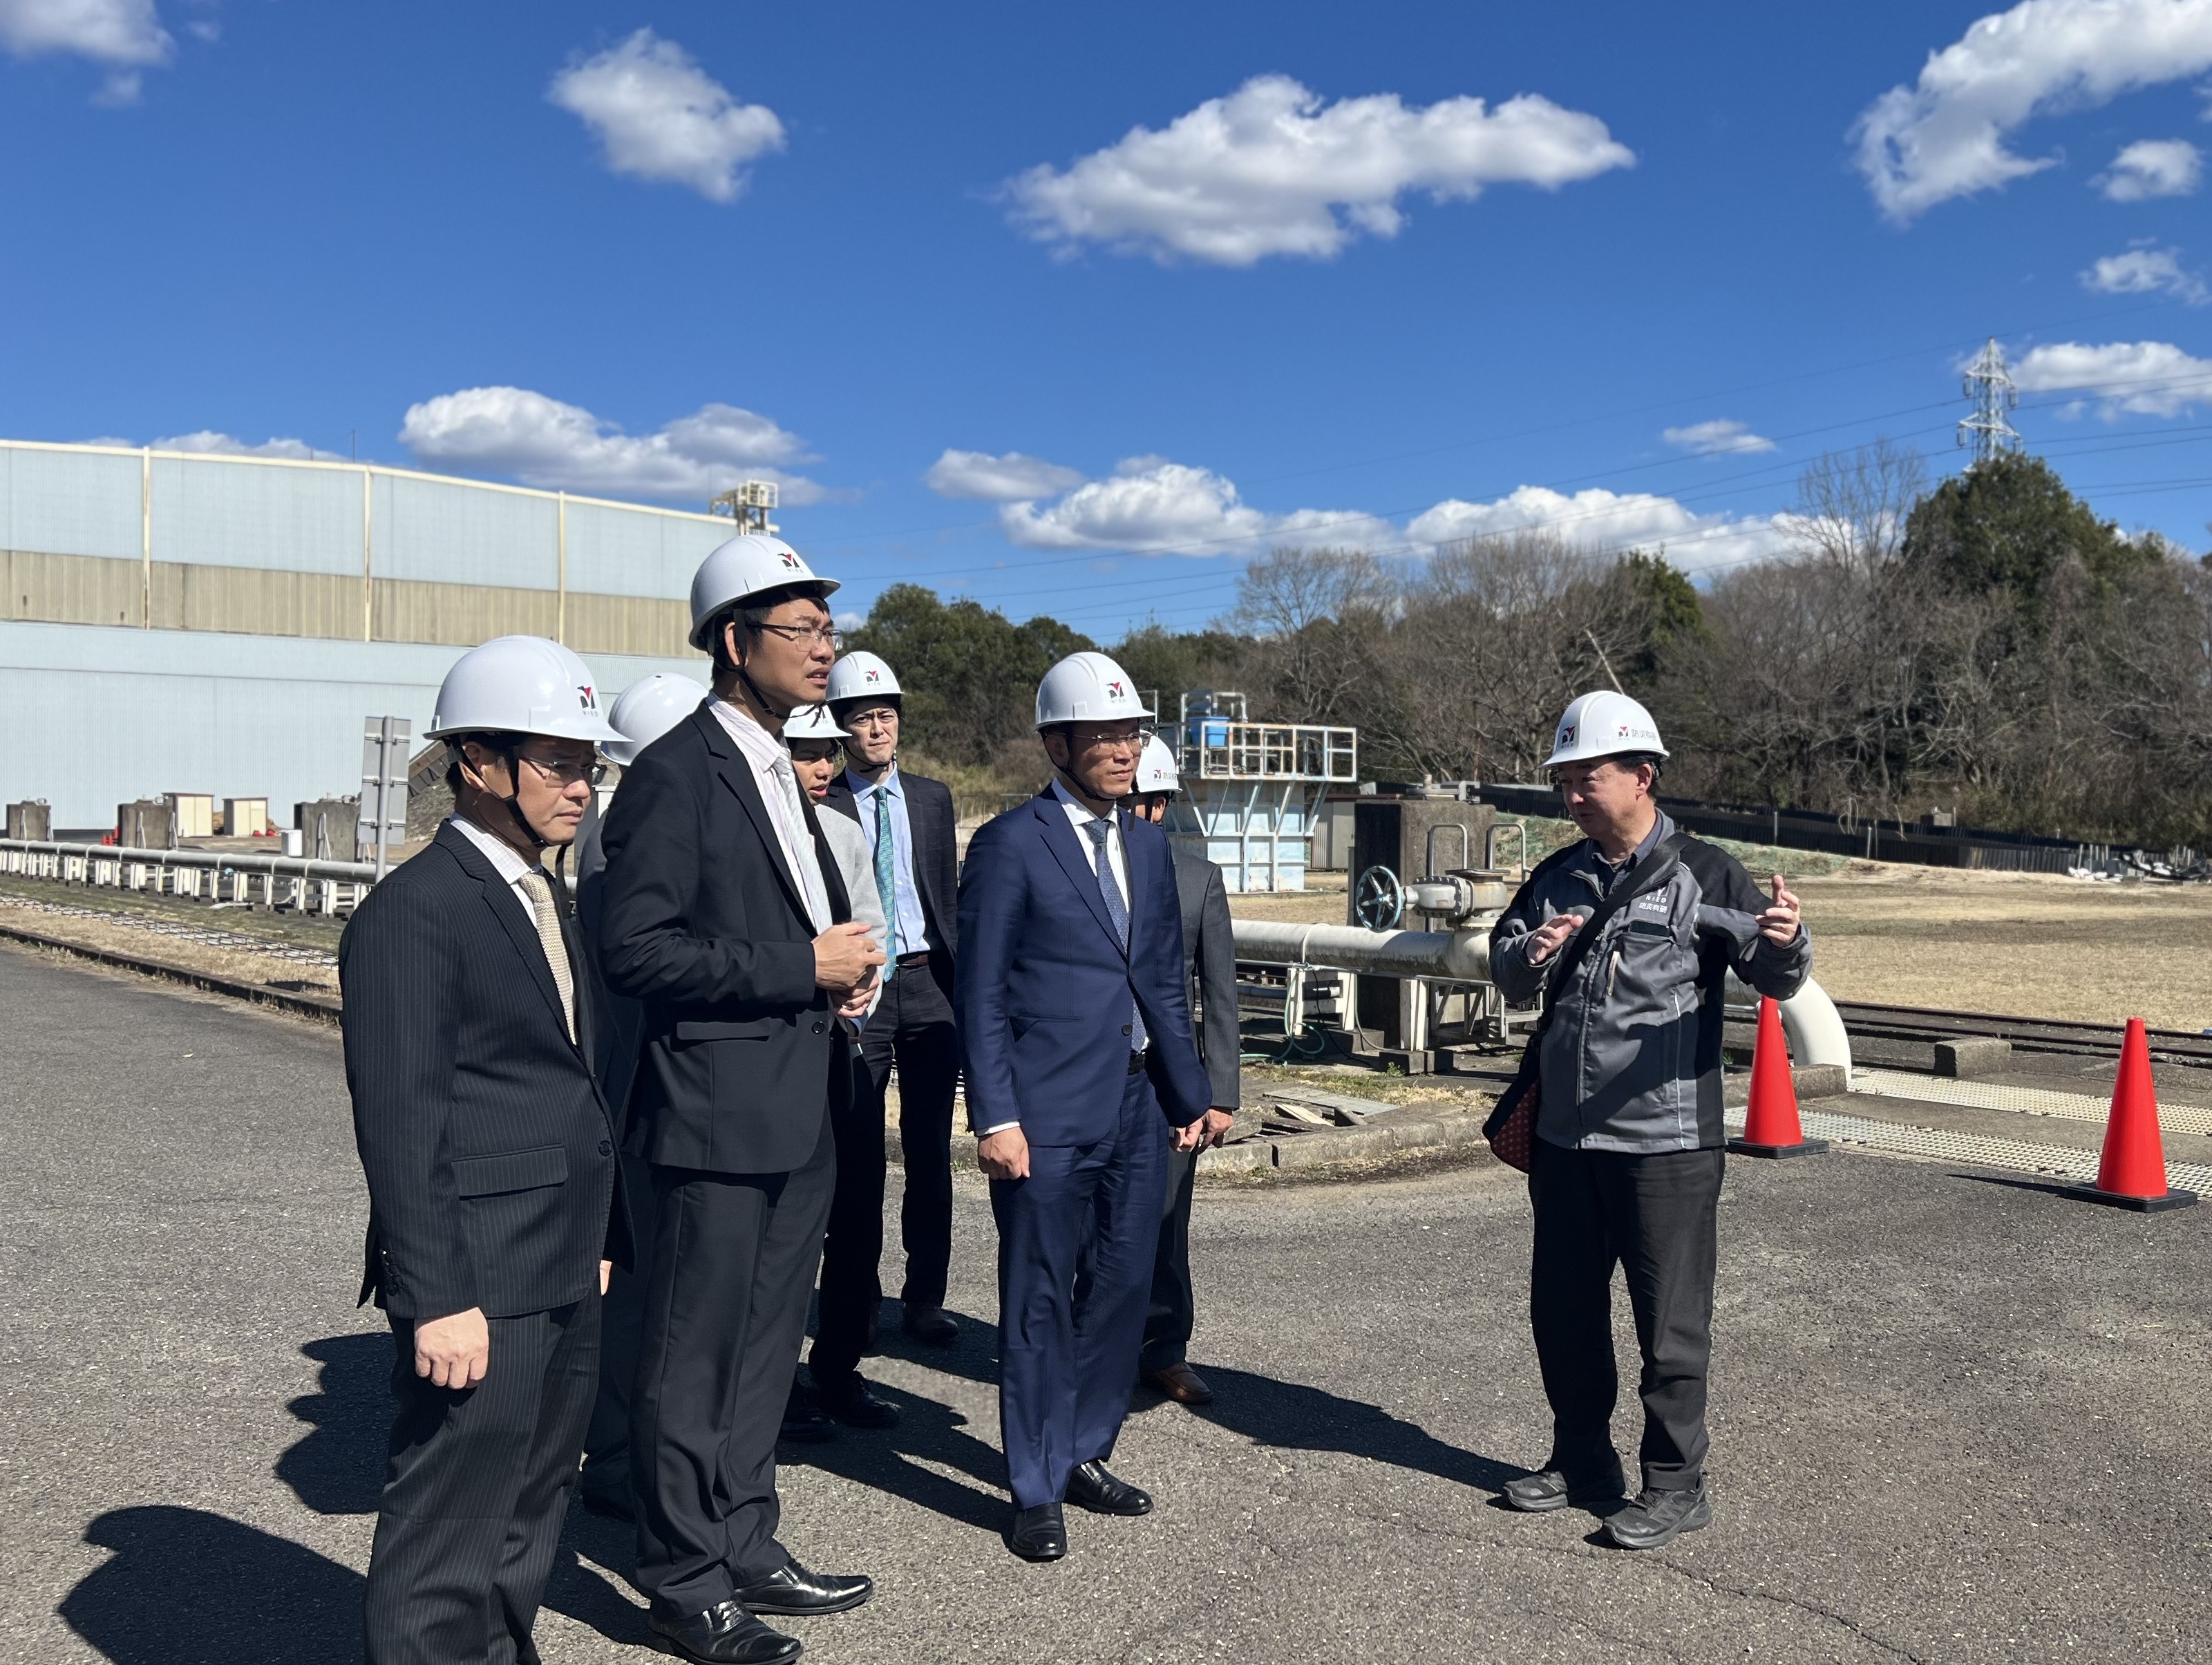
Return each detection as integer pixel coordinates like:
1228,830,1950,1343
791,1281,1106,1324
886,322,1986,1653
1272,1126,1397,1168
1375,1048,1433,1076
1196,1142,1272,1174
1793,1063,1849,1100
6,800,50,840
1935,1037,2012,1078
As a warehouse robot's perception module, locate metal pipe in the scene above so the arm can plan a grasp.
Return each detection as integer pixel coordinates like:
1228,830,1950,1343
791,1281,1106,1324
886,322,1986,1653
0,837,377,884
1732,975,1854,1088
1232,919,1493,981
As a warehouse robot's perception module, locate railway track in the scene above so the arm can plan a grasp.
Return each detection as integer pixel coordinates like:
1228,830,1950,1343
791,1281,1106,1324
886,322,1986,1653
1818,999,2212,1069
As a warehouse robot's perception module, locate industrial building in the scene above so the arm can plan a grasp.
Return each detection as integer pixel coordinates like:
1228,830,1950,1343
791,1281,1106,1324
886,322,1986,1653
0,439,724,828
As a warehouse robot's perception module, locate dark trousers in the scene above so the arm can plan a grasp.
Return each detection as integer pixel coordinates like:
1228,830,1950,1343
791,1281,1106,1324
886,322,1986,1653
1140,1147,1198,1373
858,966,959,1308
631,1117,836,1615
1529,1138,1724,1492
991,1068,1168,1509
579,1154,659,1508
362,1299,601,1665
809,1046,884,1383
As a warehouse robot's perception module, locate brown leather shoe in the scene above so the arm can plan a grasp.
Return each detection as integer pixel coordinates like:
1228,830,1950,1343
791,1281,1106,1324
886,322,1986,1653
1144,1362,1214,1405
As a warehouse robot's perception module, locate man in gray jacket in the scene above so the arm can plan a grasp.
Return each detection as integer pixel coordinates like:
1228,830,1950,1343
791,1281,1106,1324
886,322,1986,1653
1489,691,1808,1550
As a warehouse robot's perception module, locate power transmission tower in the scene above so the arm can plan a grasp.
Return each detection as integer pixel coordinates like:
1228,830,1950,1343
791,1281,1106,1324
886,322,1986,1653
1957,337,2021,467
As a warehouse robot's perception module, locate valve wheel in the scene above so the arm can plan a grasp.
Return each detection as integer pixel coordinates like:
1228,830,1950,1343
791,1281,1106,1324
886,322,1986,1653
1353,865,1404,931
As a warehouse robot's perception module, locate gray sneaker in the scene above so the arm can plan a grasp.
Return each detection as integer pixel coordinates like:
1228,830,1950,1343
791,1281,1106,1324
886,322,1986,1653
1604,1484,1712,1549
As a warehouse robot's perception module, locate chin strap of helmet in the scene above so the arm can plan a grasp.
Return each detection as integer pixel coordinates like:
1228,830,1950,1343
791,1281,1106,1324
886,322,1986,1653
464,737,554,852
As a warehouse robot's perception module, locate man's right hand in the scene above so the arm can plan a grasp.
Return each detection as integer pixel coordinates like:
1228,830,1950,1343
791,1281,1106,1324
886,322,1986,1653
414,1307,489,1389
813,921,885,990
1524,910,1585,966
978,1127,1031,1181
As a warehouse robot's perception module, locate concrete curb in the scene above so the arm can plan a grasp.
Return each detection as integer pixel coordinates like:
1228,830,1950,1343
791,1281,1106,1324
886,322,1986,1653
0,921,344,1025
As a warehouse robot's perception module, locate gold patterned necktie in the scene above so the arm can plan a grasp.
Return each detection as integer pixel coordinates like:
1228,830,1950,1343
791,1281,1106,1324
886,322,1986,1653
516,869,576,1044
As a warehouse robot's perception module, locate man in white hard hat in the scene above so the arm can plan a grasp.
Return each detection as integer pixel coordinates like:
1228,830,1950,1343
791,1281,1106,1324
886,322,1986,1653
340,635,630,1664
1125,737,1241,1407
776,701,898,1440
820,648,965,1366
1488,690,1809,1550
574,672,706,1523
956,651,1229,1561
596,535,882,1664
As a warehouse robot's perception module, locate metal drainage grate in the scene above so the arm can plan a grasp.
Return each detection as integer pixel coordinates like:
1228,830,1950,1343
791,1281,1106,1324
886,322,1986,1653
1724,1105,2212,1195
1851,1067,2212,1138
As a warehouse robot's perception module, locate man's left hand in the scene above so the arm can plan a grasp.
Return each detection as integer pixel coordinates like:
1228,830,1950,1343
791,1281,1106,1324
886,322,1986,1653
1757,874,1802,946
599,1260,612,1297
1173,1109,1236,1153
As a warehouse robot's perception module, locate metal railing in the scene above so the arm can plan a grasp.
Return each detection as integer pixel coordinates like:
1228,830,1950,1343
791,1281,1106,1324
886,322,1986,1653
0,838,377,916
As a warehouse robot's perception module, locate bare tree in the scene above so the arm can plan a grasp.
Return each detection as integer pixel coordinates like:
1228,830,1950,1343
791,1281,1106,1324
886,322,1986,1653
1789,439,1928,577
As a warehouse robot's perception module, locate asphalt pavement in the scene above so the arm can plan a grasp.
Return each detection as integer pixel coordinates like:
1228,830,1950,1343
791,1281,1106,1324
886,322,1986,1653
3,940,2209,1665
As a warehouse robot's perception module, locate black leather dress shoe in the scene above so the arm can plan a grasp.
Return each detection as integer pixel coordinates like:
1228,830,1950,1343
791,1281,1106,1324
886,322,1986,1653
779,1389,837,1445
578,1483,635,1523
1007,1502,1067,1561
902,1304,959,1346
647,1599,802,1664
1502,1460,1626,1513
1065,1460,1153,1516
735,1557,875,1616
1605,1484,1712,1550
814,1373,899,1429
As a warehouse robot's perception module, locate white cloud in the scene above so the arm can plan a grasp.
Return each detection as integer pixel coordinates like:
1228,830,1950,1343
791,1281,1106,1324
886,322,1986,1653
2096,136,2204,198
399,386,823,504
924,449,1088,502
153,430,343,461
547,29,784,204
1851,0,2212,222
2012,339,2212,414
1406,485,1799,576
1003,73,1634,265
1661,418,1776,457
0,0,172,101
2081,243,2209,303
999,456,1393,554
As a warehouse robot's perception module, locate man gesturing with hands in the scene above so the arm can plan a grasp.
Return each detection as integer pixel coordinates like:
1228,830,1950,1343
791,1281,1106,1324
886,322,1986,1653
598,536,880,1665
1489,691,1809,1552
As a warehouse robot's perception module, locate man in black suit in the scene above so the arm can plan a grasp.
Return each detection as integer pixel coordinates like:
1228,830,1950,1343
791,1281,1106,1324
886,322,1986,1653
1127,737,1242,1408
813,650,963,1423
598,534,883,1665
340,634,630,1665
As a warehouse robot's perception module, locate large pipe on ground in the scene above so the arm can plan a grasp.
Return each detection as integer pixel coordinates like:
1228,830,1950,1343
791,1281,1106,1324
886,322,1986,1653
1232,918,1853,1088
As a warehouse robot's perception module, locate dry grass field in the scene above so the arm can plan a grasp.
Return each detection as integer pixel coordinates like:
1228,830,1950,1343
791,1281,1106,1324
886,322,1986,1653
1231,863,2212,1031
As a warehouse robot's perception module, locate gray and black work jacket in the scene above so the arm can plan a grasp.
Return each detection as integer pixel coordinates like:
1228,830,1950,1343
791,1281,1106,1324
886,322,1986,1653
1489,813,1812,1154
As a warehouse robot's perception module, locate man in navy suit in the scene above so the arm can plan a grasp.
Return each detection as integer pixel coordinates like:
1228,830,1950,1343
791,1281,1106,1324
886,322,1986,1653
956,651,1232,1562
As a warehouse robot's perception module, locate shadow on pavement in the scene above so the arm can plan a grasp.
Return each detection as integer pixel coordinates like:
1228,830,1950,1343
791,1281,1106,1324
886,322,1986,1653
779,1377,1010,1532
276,1333,393,1516
60,1505,361,1663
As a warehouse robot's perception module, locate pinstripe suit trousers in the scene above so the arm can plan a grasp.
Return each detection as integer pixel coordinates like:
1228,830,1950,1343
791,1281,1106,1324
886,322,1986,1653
362,1299,601,1664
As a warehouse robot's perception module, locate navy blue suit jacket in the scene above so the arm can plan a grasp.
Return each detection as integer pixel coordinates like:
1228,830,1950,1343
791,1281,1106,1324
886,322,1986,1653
955,790,1213,1145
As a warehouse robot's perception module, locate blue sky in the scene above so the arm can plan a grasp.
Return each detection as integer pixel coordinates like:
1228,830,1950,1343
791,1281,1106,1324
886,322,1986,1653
2,0,2209,640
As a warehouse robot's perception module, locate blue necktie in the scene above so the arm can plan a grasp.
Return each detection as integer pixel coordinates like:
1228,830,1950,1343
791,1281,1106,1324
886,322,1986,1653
1086,818,1146,1053
873,788,900,979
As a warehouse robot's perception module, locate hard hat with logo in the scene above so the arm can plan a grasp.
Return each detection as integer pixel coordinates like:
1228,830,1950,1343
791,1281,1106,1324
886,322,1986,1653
1542,690,1670,769
426,636,623,746
1134,735,1180,796
688,534,840,651
782,703,849,742
603,672,708,764
1034,651,1153,728
826,650,901,707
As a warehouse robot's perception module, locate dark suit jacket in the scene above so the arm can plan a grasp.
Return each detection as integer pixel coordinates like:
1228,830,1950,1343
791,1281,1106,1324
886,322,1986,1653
823,766,958,977
1169,846,1242,1110
596,703,853,1175
339,821,627,1323
955,791,1212,1145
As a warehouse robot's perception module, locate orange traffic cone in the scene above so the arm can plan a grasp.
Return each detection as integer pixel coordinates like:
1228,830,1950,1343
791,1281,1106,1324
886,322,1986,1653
1728,997,1830,1160
2067,1018,2198,1212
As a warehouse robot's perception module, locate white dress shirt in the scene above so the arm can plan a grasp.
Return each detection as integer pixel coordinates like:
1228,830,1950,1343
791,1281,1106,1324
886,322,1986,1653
448,813,542,925
709,697,834,933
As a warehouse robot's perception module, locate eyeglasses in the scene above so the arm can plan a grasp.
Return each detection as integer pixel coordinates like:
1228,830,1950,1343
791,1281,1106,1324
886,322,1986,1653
754,621,842,650
516,753,608,788
1069,726,1156,753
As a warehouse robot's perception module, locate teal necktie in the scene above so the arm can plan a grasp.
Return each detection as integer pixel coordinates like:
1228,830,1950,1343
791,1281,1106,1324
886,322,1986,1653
874,787,900,979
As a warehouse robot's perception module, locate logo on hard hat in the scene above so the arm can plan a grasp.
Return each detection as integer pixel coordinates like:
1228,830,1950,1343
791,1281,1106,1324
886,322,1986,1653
1617,723,1630,737
1559,723,1577,745
865,669,881,684
579,685,596,708
1107,679,1125,697
777,550,800,569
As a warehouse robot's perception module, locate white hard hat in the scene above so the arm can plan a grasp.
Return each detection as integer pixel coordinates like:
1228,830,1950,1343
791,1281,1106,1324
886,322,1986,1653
427,636,623,746
827,650,900,705
1034,651,1153,728
782,703,849,742
1542,690,1670,769
604,672,708,764
688,534,840,651
1134,735,1180,795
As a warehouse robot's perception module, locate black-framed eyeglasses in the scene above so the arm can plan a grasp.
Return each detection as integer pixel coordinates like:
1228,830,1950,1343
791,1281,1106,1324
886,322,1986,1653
755,621,842,650
516,753,608,788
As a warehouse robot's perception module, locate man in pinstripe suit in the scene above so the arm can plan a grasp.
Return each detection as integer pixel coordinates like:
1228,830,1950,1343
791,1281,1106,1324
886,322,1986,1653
341,636,630,1665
